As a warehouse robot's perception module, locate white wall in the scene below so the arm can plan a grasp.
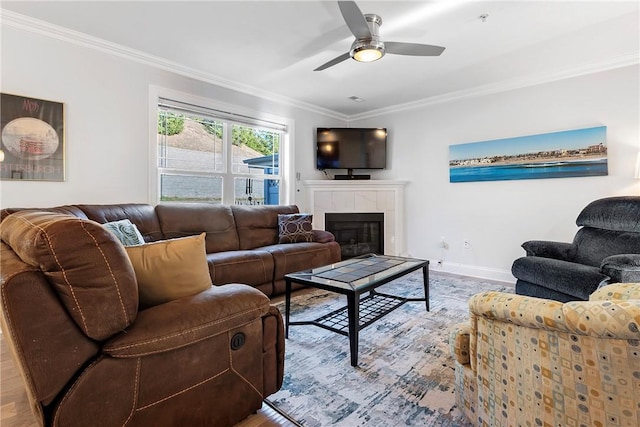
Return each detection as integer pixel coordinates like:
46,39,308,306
2,23,638,283
0,24,343,208
353,65,640,281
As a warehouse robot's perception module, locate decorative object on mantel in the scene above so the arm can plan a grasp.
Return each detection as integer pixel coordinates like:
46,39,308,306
449,126,608,183
268,270,513,426
0,93,65,181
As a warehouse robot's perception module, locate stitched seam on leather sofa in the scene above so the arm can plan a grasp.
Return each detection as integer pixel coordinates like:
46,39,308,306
283,247,328,256
135,368,230,411
122,358,141,426
106,317,260,358
53,357,103,426
0,265,41,282
105,307,264,352
79,221,130,325
211,258,266,266
228,330,263,399
15,215,90,334
162,226,238,235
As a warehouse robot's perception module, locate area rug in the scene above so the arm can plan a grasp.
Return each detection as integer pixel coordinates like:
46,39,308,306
267,271,515,427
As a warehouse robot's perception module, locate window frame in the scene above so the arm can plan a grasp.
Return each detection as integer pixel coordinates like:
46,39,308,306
148,86,295,205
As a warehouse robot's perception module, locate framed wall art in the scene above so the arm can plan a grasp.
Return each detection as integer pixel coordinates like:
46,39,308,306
1,93,65,181
449,126,607,183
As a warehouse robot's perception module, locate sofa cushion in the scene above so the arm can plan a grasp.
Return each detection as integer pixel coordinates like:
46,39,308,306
125,233,212,307
512,256,609,300
278,213,314,243
572,227,640,267
155,203,240,253
103,284,269,357
77,203,164,242
261,241,342,294
1,205,89,221
206,250,275,296
576,196,640,232
0,211,138,340
103,219,145,246
232,205,299,250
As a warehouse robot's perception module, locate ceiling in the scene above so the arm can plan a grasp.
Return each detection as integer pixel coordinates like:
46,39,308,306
2,1,639,119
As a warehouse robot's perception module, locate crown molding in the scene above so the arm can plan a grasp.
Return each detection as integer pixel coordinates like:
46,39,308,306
347,51,640,121
0,9,350,121
2,9,637,123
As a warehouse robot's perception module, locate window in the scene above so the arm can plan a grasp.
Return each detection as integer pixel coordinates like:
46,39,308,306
153,93,291,206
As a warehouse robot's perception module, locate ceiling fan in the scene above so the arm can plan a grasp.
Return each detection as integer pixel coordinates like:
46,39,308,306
314,1,446,71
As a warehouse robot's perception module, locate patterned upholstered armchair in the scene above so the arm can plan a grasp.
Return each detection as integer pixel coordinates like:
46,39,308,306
450,283,640,426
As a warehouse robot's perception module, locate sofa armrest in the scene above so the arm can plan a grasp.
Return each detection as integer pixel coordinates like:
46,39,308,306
262,305,285,395
104,284,270,357
469,291,640,339
313,229,336,243
601,254,640,282
469,291,570,332
590,283,640,301
449,322,471,365
521,240,576,261
563,300,640,339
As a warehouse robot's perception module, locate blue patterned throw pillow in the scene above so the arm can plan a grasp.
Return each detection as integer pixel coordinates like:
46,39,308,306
278,214,315,244
103,219,145,246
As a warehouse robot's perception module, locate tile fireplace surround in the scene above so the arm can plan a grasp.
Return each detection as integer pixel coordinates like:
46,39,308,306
303,180,408,256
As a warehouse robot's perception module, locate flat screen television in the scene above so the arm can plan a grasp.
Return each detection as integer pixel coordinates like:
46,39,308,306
316,128,387,171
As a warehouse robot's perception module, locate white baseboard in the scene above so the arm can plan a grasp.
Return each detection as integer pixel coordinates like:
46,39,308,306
428,260,515,284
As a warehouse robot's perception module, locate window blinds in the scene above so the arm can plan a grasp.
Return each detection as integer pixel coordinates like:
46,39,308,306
158,98,287,133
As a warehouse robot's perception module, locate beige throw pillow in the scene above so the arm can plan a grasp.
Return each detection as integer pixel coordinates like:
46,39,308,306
125,233,212,307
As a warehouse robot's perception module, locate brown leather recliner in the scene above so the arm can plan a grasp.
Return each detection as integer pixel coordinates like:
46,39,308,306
0,210,285,426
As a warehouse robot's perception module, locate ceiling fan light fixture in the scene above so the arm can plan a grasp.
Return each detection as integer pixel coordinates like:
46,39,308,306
314,2,446,71
353,46,383,62
351,40,385,63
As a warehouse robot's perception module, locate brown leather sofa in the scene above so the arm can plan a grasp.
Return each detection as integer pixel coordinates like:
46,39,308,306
0,203,340,426
2,203,342,297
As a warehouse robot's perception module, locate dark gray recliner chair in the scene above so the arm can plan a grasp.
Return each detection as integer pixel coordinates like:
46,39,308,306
511,196,640,302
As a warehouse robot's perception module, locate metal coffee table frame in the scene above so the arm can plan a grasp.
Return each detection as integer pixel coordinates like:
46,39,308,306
284,254,429,367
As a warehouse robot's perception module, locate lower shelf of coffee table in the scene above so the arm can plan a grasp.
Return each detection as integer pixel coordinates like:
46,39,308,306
289,292,407,336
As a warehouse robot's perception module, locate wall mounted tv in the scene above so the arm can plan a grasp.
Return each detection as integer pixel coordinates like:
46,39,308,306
316,128,387,174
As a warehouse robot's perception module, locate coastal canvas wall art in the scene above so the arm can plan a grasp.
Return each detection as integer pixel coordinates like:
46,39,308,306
449,126,607,183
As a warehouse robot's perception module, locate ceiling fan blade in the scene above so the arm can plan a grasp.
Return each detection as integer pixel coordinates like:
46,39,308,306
385,42,446,56
314,52,351,71
338,1,371,39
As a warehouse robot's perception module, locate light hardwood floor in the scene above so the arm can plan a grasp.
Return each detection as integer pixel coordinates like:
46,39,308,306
0,332,297,427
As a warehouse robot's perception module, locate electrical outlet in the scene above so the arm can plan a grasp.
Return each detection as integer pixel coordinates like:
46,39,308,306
463,239,471,249
440,236,447,248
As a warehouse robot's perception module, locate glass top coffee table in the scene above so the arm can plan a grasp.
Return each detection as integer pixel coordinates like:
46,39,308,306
284,253,429,367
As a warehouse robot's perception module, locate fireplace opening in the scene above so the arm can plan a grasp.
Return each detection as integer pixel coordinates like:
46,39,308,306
325,213,384,259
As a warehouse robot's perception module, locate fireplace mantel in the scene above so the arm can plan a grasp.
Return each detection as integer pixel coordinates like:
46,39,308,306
303,180,408,256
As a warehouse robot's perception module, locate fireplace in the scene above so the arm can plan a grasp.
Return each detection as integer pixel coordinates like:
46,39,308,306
325,213,384,259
